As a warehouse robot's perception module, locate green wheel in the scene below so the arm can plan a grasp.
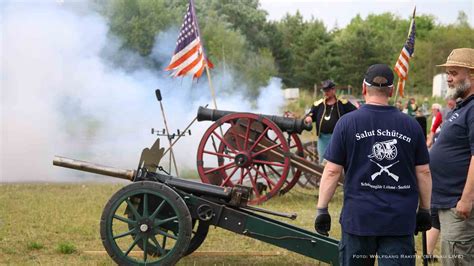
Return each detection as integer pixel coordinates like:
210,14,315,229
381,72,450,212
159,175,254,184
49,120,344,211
184,219,210,256
125,201,209,257
100,181,192,265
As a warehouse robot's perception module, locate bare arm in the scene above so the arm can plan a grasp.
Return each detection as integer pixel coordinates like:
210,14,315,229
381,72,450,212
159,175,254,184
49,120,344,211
415,164,432,210
317,161,343,208
456,156,474,219
426,132,434,148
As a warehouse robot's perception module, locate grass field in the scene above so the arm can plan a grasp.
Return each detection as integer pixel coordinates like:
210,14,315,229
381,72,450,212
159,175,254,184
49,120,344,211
0,183,438,265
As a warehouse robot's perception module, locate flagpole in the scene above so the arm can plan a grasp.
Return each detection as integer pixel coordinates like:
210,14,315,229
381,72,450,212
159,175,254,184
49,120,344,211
393,6,416,104
205,64,224,139
205,64,218,110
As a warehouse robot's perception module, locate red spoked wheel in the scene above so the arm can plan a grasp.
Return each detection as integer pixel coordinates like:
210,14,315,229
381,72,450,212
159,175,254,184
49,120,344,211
265,133,304,195
196,113,291,204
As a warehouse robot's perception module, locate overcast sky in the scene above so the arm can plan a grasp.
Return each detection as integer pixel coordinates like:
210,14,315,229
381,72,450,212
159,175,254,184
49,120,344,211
260,0,473,29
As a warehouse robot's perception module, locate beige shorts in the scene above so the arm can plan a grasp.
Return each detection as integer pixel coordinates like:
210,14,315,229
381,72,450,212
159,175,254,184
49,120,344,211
438,208,474,266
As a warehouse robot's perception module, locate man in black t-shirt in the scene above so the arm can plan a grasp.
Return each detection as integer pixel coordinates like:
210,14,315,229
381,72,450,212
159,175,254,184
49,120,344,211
314,64,432,266
430,48,474,265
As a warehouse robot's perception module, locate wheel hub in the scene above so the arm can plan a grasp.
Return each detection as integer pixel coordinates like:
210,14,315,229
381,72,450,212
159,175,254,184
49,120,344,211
140,224,149,232
138,218,152,233
235,152,251,167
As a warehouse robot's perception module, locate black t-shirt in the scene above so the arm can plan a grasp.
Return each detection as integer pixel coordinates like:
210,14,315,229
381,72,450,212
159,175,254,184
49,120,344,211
324,104,429,235
430,95,474,209
320,104,338,134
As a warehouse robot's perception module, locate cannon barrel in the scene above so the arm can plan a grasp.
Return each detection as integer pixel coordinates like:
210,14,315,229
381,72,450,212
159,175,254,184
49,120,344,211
53,156,135,180
53,156,249,205
197,106,312,134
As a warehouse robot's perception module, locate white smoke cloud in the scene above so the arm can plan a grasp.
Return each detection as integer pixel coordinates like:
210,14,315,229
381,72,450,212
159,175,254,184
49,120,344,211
0,1,285,182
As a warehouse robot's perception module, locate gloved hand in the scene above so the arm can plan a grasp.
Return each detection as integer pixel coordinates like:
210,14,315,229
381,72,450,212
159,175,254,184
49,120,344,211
415,208,432,234
314,207,331,236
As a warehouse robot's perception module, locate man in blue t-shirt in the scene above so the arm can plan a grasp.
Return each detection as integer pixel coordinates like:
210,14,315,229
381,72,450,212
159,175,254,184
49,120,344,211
430,48,474,266
314,64,432,265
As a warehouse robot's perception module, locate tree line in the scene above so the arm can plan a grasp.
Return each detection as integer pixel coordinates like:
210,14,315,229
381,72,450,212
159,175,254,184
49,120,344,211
97,0,473,99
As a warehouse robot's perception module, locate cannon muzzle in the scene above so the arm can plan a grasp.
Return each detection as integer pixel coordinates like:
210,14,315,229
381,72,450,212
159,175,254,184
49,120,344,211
53,156,135,180
197,106,312,134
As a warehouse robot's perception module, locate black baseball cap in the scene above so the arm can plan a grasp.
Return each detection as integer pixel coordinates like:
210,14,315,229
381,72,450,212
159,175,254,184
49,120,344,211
321,80,336,90
364,64,394,87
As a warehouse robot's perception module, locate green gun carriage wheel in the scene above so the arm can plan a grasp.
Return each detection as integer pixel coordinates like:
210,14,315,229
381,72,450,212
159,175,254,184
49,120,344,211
127,214,209,257
100,181,192,265
184,219,210,256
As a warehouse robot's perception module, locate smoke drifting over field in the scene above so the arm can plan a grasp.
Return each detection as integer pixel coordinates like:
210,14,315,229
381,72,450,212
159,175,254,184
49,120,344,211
0,1,284,182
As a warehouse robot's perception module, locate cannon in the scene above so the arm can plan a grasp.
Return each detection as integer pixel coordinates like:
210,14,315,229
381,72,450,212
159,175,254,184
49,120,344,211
196,107,325,204
53,139,339,265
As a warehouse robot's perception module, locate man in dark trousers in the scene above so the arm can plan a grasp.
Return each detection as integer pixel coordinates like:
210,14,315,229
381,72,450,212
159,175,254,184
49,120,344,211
430,48,474,266
314,64,432,265
304,80,357,164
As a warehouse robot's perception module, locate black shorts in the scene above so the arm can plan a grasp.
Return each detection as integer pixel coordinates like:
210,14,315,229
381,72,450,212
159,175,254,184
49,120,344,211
431,208,440,230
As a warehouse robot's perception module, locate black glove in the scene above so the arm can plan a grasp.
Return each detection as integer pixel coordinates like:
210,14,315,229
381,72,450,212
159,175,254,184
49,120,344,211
415,208,432,234
314,207,331,236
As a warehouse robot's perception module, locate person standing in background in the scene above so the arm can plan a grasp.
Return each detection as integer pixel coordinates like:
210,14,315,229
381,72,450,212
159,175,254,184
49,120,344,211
304,80,357,164
426,103,442,148
430,48,474,265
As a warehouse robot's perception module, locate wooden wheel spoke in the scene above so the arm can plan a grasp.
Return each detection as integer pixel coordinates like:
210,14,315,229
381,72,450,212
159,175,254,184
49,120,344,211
204,161,236,175
221,166,239,186
253,165,275,189
113,214,135,225
253,159,285,167
248,126,270,152
229,120,243,150
154,216,178,227
244,118,254,150
113,228,136,240
251,143,281,158
212,131,238,153
267,164,283,177
248,170,261,197
150,235,166,255
124,235,141,256
211,135,220,153
263,165,286,185
238,168,248,184
125,199,141,220
143,193,149,217
150,200,166,221
203,150,234,159
143,236,148,262
156,229,178,240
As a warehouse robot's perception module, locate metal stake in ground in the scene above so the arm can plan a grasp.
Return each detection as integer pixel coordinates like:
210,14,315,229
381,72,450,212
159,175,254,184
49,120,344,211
155,89,179,176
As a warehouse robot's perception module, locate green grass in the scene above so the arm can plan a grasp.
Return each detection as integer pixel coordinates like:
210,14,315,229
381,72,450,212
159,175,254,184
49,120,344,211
0,183,439,265
27,241,44,250
57,242,76,254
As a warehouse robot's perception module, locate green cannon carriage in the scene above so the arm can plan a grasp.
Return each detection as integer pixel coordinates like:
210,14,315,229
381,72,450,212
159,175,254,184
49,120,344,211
53,139,338,265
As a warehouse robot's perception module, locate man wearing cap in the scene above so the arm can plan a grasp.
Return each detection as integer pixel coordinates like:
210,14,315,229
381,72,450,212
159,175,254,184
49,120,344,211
304,80,357,164
429,48,474,265
315,64,432,265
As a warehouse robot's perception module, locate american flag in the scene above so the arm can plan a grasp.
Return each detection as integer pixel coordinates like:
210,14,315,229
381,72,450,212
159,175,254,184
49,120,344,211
165,0,212,79
394,8,416,97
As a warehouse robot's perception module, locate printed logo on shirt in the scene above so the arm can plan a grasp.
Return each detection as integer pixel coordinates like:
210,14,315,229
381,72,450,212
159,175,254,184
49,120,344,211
355,129,411,143
448,112,459,122
368,139,399,182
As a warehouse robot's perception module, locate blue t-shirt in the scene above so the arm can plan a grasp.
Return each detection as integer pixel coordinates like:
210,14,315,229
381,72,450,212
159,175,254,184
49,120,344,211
430,95,474,209
324,104,429,236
